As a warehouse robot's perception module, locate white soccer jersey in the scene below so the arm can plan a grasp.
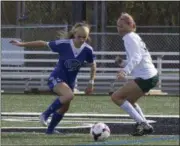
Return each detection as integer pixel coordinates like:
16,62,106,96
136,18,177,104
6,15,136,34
122,32,158,79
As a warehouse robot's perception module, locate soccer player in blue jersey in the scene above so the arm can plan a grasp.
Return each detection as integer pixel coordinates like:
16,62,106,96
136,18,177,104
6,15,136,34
10,22,96,134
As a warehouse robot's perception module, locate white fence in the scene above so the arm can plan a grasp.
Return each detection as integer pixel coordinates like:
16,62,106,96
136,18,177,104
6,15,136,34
1,50,179,95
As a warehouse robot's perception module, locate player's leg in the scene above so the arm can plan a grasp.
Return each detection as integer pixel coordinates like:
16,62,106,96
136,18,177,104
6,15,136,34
40,77,74,126
118,76,158,136
124,91,148,134
111,80,145,123
130,76,158,135
46,102,70,134
127,75,159,123
111,80,153,136
125,88,147,122
45,81,75,134
122,83,148,135
134,103,147,121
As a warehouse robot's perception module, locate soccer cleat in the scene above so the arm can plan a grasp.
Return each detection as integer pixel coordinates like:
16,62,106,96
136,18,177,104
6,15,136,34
46,129,60,134
39,113,48,127
131,122,154,136
131,123,140,134
134,122,139,128
46,129,67,135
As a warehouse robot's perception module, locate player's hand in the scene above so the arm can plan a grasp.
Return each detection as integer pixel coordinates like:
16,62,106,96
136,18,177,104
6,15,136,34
85,81,94,95
115,56,123,67
117,70,127,80
9,40,23,47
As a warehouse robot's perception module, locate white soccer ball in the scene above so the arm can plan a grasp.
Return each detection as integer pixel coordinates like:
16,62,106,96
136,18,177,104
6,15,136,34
90,122,110,141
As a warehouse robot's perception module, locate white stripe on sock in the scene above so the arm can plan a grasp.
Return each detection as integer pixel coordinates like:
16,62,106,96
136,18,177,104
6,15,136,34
134,103,147,121
120,100,145,124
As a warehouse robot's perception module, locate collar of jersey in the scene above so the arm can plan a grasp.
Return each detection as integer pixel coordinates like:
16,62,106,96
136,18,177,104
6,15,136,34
70,39,85,57
70,39,85,50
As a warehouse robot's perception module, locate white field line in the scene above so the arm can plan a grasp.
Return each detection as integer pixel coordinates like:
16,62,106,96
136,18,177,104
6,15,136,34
1,118,156,124
1,116,151,121
1,126,92,129
1,112,179,118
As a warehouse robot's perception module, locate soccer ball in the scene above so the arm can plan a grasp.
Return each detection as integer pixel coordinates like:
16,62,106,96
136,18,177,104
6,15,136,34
90,122,110,141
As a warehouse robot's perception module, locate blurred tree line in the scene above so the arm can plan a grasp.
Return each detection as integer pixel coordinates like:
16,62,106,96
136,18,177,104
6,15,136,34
107,1,179,25
1,1,179,26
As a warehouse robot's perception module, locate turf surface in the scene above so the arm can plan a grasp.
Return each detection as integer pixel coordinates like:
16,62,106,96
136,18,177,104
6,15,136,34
1,94,179,145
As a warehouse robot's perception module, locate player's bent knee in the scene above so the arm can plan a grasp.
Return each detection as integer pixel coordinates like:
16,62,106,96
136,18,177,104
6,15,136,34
58,93,74,104
64,93,74,102
67,95,74,102
111,92,127,105
111,92,123,101
111,93,118,103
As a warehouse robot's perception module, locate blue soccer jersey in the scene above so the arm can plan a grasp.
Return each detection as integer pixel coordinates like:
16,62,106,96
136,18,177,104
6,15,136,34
47,39,95,90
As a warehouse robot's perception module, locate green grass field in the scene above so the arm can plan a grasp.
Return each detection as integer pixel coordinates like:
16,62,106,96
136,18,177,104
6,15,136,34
1,94,179,146
1,94,179,114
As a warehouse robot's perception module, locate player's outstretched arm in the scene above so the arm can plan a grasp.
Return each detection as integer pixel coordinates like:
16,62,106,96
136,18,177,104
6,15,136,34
9,40,48,48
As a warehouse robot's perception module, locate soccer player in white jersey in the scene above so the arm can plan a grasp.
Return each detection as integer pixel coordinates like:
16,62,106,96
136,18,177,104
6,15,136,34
10,22,96,134
111,13,159,136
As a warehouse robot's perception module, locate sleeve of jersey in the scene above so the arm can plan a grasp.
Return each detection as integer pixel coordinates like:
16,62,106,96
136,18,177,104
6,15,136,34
123,38,142,75
47,40,60,53
86,49,96,63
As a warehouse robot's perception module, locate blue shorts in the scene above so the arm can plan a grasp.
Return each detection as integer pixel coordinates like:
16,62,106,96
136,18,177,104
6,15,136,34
47,76,75,91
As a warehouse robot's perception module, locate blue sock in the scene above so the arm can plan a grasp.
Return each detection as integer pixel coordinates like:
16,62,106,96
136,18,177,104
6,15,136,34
46,112,64,134
43,97,62,120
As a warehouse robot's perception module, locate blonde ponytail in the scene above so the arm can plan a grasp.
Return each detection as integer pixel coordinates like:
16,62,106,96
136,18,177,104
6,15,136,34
56,21,91,44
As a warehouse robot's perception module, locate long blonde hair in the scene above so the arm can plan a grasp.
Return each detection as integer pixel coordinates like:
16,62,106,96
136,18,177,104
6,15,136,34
57,22,91,44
